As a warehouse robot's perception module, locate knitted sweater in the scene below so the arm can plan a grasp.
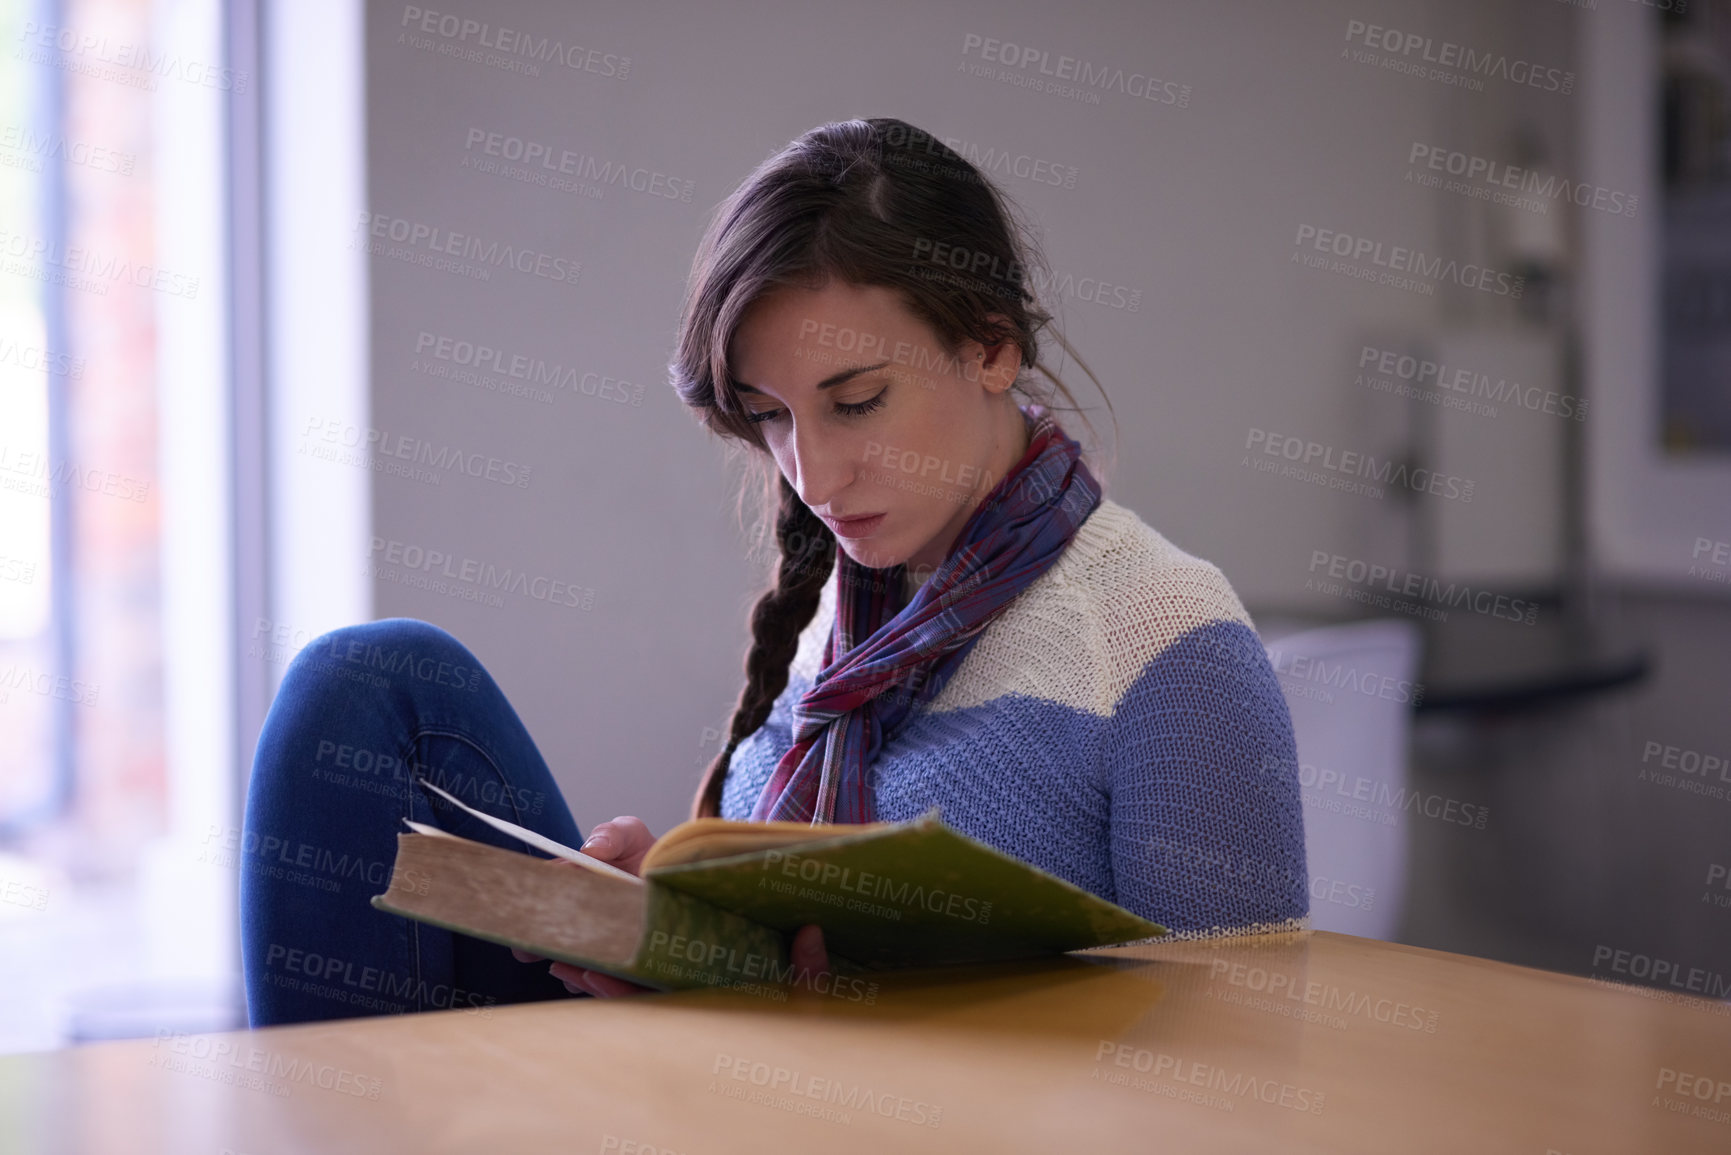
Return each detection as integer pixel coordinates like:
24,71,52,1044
719,497,1310,940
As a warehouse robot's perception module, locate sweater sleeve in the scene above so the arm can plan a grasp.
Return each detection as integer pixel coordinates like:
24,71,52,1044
1097,571,1311,938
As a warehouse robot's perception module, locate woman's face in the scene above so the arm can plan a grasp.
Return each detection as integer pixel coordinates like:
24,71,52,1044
727,278,1024,581
728,280,1028,580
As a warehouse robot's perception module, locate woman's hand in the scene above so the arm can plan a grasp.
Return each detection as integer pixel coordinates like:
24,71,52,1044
511,816,661,996
786,923,832,984
509,815,832,998
576,815,659,876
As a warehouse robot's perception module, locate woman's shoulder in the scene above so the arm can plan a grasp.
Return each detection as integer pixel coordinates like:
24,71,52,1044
927,496,1259,714
1056,496,1256,640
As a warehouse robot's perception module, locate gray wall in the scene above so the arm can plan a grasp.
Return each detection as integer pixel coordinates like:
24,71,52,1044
364,0,1457,824
361,0,1728,981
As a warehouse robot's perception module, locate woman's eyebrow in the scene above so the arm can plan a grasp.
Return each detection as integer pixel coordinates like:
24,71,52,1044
734,360,892,395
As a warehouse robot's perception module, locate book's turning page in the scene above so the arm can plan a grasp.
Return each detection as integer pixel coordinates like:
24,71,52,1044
414,778,639,883
640,816,903,871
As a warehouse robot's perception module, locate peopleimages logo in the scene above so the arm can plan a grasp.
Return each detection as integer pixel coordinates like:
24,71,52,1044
1093,1041,1326,1114
368,536,596,611
710,1052,939,1127
1263,648,1424,706
0,443,149,502
1311,875,1375,910
301,418,533,489
0,124,135,177
1342,19,1574,95
940,134,1078,189
0,877,49,911
0,335,84,379
0,661,99,706
1307,551,1539,625
1406,143,1637,218
1206,959,1440,1033
413,330,643,406
16,20,249,92
354,212,581,286
461,128,693,202
150,1029,385,1099
1245,428,1475,502
1653,1066,1731,1128
1704,863,1731,911
907,237,1142,312
760,849,993,924
0,227,201,298
1293,224,1523,298
398,6,630,78
959,33,1191,108
1357,344,1586,422
1690,537,1731,587
1638,739,1731,803
1592,944,1731,999
1294,759,1489,830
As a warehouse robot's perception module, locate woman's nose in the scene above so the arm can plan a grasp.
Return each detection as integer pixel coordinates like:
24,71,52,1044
788,422,860,511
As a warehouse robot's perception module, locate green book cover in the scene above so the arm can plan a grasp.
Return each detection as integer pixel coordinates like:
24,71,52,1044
643,806,1166,972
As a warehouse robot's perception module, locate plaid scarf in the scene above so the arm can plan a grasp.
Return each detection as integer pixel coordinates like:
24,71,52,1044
748,403,1103,825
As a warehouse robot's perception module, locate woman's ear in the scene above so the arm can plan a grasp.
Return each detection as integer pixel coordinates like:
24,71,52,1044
978,340,1021,393
976,313,1023,393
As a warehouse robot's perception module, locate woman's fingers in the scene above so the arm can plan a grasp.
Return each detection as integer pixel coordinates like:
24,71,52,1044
548,960,651,998
580,970,653,997
580,816,658,876
547,961,593,994
790,923,830,978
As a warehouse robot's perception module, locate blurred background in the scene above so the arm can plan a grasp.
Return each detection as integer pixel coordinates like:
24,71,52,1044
0,0,1727,1052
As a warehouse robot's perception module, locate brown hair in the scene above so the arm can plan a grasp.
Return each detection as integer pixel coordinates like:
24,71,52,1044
669,117,1115,820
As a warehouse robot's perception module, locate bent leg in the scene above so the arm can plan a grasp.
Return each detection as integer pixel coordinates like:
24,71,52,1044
240,617,588,1027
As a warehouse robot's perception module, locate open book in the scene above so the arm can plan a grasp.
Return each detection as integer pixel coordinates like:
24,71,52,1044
369,780,1167,994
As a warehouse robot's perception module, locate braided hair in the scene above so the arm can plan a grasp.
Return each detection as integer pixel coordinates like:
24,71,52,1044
689,476,834,818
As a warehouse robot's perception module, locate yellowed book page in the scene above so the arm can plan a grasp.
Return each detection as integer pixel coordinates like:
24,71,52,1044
640,816,901,872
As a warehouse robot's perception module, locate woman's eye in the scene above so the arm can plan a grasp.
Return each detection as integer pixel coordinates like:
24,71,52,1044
745,388,886,425
838,390,887,417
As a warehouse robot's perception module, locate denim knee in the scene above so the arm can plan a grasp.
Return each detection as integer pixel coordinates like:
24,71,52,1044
284,617,489,698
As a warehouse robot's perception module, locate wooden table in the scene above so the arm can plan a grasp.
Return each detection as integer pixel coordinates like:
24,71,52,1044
5,930,1729,1153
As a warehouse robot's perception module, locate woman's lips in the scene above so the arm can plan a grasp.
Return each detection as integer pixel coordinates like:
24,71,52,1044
825,513,886,539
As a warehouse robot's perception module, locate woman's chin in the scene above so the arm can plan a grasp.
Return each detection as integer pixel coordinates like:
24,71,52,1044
837,540,903,570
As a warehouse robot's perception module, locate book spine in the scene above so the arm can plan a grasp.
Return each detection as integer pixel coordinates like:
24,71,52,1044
623,882,795,993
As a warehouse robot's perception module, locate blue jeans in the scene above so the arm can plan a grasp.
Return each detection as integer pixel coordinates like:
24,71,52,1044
239,618,590,1027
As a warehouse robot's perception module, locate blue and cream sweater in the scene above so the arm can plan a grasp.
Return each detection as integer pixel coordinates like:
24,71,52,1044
720,497,1311,939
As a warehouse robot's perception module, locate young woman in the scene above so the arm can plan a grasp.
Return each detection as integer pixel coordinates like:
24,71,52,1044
239,117,1307,1026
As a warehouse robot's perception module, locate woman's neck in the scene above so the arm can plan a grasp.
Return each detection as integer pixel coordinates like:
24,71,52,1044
901,400,1032,582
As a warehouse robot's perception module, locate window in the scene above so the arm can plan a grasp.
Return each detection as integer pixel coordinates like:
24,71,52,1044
0,0,237,1052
